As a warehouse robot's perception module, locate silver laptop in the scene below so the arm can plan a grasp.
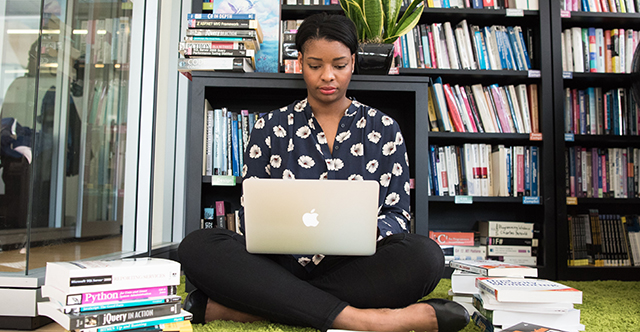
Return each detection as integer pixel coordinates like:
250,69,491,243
242,178,380,256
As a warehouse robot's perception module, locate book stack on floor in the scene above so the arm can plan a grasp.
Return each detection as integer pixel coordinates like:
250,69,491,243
428,230,485,265
38,258,192,332
448,259,537,319
472,277,584,332
477,220,539,266
178,13,263,77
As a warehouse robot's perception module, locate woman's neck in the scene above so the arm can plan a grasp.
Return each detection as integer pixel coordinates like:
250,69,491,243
308,97,352,120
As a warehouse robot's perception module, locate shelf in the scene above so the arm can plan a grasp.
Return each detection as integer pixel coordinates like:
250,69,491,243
561,11,640,27
564,134,640,147
565,197,640,205
398,68,541,84
429,132,543,144
562,72,633,87
428,196,541,203
558,266,640,281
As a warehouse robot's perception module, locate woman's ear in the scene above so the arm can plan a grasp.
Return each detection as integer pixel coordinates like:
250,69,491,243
351,54,356,73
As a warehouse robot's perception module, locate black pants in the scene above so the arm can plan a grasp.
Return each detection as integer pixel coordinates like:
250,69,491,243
178,228,444,332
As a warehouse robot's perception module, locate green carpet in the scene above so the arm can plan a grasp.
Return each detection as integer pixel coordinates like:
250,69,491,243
178,276,640,332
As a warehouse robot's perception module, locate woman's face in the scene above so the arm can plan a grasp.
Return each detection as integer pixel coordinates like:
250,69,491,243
298,38,355,107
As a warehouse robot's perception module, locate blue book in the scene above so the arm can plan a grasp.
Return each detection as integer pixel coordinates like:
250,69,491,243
494,28,509,70
568,146,576,196
587,87,596,134
516,27,532,69
191,36,250,42
401,34,410,68
581,0,589,12
443,0,451,8
506,148,512,196
531,146,538,196
472,0,483,8
524,146,531,196
473,29,488,70
231,115,240,176
420,25,431,68
187,13,256,20
507,26,525,70
248,113,256,134
612,89,620,135
429,145,440,196
223,110,230,175
500,29,515,70
237,113,244,171
96,312,191,332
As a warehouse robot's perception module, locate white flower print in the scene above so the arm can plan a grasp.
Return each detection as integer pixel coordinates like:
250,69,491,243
255,118,265,129
265,136,271,149
395,132,404,145
242,164,248,177
396,217,407,230
404,182,411,195
297,257,311,266
345,107,356,117
294,99,307,112
287,138,294,152
268,112,273,120
380,173,392,187
280,106,287,112
382,115,394,126
356,117,366,128
405,152,409,166
296,126,311,139
288,113,294,125
382,141,397,156
270,155,282,168
378,215,386,220
315,144,323,154
350,143,364,157
366,160,379,173
319,172,328,180
326,158,345,171
348,174,364,181
385,230,393,237
249,145,262,159
283,169,295,179
317,132,327,144
298,155,315,169
368,108,377,117
336,131,351,143
308,118,315,130
265,164,271,175
385,192,400,206
367,131,381,144
273,125,286,138
392,163,403,176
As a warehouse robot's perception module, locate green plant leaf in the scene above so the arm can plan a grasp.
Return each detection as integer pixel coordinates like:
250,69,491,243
341,0,368,42
384,0,424,43
362,0,383,42
383,0,402,39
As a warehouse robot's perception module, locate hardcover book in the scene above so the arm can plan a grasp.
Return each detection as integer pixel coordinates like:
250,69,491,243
449,259,538,277
475,278,583,303
477,220,535,238
44,258,181,294
42,284,178,307
211,0,281,73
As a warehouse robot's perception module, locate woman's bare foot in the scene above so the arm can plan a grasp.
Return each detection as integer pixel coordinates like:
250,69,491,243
331,302,438,332
204,299,264,323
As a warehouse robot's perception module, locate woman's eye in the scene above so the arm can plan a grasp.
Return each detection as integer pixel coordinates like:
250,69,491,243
335,65,347,69
309,65,320,69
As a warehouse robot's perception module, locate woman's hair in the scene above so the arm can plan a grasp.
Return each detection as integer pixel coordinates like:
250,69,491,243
295,13,358,55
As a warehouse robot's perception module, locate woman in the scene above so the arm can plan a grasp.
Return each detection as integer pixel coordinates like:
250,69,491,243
179,13,469,332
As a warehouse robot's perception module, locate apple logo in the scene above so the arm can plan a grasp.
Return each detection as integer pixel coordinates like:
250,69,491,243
302,209,320,227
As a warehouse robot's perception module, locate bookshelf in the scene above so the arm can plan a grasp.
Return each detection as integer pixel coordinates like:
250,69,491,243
550,4,640,280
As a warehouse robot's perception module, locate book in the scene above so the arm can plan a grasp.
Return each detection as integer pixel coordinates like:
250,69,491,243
37,302,181,331
472,297,582,329
477,221,535,238
476,278,583,303
449,259,538,277
474,291,574,314
451,270,482,294
479,237,538,246
44,258,181,294
429,231,475,246
185,29,263,43
187,19,261,30
177,57,254,72
487,245,533,256
42,285,179,307
215,201,226,228
61,296,182,315
187,13,256,20
501,322,571,332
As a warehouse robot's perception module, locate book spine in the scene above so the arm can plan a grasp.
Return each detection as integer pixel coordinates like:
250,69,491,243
186,29,259,39
215,201,226,228
187,13,256,20
448,261,489,275
64,296,182,314
69,303,181,330
182,48,255,57
188,19,258,30
94,312,191,332
481,237,538,246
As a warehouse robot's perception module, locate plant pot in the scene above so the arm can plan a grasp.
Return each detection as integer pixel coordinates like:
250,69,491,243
355,43,395,75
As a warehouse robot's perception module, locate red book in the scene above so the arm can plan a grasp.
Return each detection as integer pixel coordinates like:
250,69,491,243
572,89,580,134
604,30,612,72
429,231,475,246
489,85,513,133
443,84,466,132
427,26,438,69
215,201,226,229
457,85,479,132
483,0,495,9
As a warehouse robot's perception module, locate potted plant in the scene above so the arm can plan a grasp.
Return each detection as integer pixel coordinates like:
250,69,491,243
340,0,424,74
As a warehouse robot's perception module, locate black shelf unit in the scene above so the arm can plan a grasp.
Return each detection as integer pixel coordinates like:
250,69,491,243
550,5,640,280
185,73,432,236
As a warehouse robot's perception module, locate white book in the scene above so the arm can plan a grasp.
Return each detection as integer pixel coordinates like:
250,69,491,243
472,144,483,196
596,28,605,72
484,26,501,70
44,258,181,294
626,29,635,73
627,0,636,12
454,85,475,132
476,278,583,303
471,84,497,133
484,307,582,329
528,0,539,10
205,101,214,176
437,146,449,196
444,22,461,70
406,28,418,68
475,291,573,313
177,57,254,72
445,145,459,195
478,220,535,238
459,20,478,70
620,29,626,73
561,30,568,71
464,143,478,196
432,24,450,69
450,259,537,277
563,29,574,72
487,245,532,256
479,144,490,196
451,270,482,294
491,144,509,196
498,255,538,266
516,84,532,133
571,27,584,72
507,85,526,134
455,26,471,70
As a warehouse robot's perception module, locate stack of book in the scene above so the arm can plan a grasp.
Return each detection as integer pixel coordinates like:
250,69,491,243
429,230,485,264
448,259,537,317
38,258,191,332
178,13,264,75
472,277,584,332
561,27,639,74
478,220,539,266
281,19,302,73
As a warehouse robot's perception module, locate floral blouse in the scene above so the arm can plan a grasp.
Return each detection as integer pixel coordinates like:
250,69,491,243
241,98,411,267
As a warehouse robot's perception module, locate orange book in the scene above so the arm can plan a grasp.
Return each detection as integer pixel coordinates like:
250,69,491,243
604,29,612,72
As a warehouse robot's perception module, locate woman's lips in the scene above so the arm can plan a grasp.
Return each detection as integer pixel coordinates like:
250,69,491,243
320,87,336,94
